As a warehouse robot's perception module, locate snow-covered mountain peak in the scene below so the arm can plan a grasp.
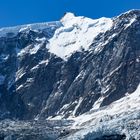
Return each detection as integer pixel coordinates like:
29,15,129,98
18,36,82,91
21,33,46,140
48,15,113,60
61,12,76,24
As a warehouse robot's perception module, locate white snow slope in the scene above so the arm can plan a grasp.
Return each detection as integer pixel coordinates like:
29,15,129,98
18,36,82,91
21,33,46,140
62,85,140,139
48,13,113,60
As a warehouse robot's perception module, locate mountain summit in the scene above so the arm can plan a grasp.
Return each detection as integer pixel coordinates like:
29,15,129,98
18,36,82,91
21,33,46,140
0,10,139,139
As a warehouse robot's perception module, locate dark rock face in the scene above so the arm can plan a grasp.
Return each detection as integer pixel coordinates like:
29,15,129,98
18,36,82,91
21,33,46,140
0,10,140,121
85,134,126,140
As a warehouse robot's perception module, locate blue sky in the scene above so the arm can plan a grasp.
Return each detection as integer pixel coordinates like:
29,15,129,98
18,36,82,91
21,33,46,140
0,0,140,27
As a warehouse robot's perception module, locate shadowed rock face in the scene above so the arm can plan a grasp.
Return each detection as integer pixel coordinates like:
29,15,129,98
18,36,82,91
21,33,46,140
85,134,126,140
0,10,140,120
